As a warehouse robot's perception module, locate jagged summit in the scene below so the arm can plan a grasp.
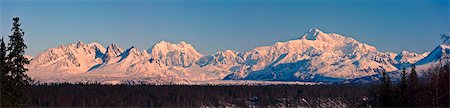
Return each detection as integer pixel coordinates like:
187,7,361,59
67,41,106,53
75,40,85,46
301,28,324,40
105,44,124,56
102,43,124,63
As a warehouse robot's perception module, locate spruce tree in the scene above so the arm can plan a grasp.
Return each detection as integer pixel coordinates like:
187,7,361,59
379,70,393,107
396,68,408,106
5,17,31,107
0,37,11,106
408,64,419,106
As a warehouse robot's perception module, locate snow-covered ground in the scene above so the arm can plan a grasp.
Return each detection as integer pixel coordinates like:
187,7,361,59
177,80,322,85
31,75,321,85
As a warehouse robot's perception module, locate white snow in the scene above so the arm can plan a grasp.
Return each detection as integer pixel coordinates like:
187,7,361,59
26,28,446,84
148,41,203,67
394,50,429,64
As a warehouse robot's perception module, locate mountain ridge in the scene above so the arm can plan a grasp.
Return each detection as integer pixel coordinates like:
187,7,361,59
26,28,447,84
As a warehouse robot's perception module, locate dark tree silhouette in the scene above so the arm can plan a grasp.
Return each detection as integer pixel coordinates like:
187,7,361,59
379,70,393,107
2,17,31,107
395,68,408,106
25,83,374,107
407,64,419,106
0,37,11,106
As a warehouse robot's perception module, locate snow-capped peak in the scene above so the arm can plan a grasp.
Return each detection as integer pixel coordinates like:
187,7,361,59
149,41,203,67
301,28,324,40
28,41,105,75
102,44,124,63
179,41,190,47
224,28,391,79
87,42,106,53
149,41,199,55
105,44,123,54
416,44,450,65
223,50,237,56
394,50,429,64
400,50,410,55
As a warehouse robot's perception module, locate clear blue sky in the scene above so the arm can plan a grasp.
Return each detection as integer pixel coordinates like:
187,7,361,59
1,0,448,56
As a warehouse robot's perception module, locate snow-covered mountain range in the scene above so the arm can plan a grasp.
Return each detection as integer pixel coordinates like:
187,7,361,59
26,28,446,84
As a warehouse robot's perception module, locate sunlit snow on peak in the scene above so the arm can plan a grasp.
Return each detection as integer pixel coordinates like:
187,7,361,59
301,28,324,40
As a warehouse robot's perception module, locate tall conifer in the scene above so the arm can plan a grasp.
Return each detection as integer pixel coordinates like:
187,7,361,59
4,17,31,106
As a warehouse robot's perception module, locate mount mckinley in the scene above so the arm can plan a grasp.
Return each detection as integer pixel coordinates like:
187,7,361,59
26,28,447,84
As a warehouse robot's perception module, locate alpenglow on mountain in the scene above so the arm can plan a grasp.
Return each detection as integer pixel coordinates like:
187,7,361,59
27,28,444,84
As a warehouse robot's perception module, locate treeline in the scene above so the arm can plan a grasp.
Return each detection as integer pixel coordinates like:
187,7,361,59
27,84,374,107
375,63,449,107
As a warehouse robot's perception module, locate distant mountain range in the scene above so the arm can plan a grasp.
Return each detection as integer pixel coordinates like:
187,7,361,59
26,28,448,84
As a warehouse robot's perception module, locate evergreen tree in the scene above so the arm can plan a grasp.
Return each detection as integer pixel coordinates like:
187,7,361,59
408,64,419,106
0,37,12,106
4,17,31,107
379,70,393,107
396,68,408,106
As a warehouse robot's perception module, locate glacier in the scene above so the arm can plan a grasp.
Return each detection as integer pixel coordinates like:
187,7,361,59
26,28,448,84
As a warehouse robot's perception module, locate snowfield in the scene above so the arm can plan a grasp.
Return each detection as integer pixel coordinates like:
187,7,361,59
26,28,448,84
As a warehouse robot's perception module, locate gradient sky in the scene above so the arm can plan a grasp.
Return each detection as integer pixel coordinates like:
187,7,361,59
1,0,449,56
